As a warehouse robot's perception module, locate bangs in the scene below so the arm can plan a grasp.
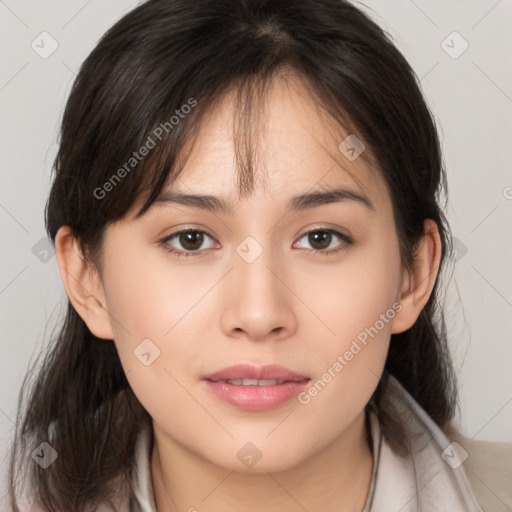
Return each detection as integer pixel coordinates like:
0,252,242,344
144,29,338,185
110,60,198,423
131,68,373,221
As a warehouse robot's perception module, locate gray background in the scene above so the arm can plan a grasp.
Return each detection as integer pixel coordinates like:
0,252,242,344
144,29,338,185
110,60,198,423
1,0,511,504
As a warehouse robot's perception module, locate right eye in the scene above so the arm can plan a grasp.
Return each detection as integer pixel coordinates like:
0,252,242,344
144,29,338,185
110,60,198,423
159,229,216,257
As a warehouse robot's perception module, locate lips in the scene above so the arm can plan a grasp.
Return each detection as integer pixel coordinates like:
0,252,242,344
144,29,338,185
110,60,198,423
203,364,310,411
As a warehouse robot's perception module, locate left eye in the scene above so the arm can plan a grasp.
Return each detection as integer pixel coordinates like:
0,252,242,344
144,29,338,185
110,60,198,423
160,228,352,257
293,229,352,253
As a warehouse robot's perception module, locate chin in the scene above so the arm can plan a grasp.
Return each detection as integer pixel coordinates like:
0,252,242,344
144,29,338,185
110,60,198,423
208,445,307,474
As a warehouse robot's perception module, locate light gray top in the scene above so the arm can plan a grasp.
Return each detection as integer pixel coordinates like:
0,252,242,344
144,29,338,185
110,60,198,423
131,375,483,512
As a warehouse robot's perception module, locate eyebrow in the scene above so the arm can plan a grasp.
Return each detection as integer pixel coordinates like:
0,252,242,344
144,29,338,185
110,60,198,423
154,186,375,215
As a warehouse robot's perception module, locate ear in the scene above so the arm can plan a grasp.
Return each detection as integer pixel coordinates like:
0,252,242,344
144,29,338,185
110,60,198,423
54,226,114,340
391,219,442,334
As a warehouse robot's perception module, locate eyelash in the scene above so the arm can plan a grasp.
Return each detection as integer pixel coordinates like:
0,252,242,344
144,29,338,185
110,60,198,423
159,227,353,258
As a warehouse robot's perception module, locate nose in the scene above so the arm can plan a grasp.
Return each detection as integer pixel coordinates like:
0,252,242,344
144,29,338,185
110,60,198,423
220,242,297,343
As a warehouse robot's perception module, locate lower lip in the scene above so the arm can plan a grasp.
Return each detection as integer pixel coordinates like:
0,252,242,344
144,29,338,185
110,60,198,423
204,380,310,411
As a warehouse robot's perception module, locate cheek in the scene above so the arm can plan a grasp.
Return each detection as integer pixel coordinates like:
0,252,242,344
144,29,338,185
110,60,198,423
102,237,220,346
100,242,219,419
292,230,402,410
297,226,402,350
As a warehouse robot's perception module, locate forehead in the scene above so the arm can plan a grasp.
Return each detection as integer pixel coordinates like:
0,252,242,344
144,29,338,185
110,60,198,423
152,72,390,215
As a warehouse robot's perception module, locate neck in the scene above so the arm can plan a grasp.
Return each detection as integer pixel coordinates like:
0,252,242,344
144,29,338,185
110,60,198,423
150,411,373,512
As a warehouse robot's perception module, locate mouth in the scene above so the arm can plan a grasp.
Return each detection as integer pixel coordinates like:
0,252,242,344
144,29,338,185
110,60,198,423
202,364,310,411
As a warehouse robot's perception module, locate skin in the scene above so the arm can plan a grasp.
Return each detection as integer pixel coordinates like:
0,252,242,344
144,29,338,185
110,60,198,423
56,73,441,512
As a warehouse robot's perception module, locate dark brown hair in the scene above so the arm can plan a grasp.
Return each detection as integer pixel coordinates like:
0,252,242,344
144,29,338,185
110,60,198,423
8,0,457,510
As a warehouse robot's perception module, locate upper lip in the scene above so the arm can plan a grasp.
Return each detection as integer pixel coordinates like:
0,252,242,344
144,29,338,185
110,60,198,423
203,364,310,382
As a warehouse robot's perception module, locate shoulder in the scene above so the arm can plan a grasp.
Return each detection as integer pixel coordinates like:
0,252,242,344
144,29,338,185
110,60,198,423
445,425,512,511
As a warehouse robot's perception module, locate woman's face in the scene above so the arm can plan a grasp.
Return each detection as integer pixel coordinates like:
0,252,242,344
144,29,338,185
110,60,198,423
98,75,405,472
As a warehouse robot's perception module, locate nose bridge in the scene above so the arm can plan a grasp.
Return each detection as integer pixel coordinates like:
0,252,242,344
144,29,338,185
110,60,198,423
234,233,283,306
221,232,295,340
